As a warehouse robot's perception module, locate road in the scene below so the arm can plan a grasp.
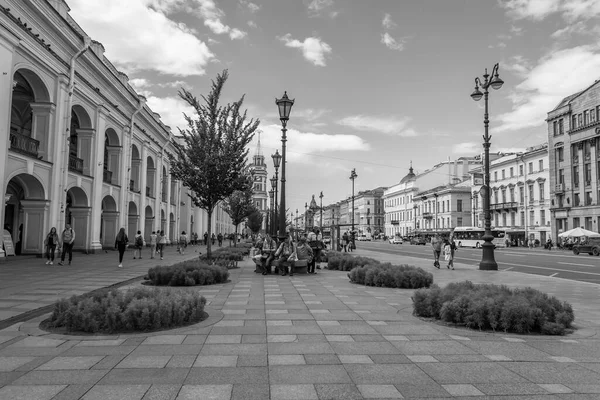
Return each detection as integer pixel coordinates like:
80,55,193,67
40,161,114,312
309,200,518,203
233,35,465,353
355,240,600,285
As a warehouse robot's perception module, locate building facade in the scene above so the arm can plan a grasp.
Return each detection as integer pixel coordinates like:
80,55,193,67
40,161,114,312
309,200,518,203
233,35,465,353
384,158,481,237
1,0,235,256
415,181,472,232
249,138,268,232
353,187,386,236
470,143,551,245
548,80,600,240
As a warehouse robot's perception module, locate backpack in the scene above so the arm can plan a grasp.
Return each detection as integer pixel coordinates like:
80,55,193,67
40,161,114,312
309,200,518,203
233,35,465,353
135,235,143,247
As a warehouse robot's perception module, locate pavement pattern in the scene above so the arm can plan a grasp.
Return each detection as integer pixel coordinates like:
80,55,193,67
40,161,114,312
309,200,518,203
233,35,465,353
0,245,599,399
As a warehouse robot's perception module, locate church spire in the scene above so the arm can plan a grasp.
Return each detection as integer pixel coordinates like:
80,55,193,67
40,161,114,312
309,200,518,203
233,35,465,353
253,130,264,166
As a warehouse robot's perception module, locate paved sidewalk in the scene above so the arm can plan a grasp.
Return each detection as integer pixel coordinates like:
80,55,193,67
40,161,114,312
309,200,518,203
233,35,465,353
0,248,599,399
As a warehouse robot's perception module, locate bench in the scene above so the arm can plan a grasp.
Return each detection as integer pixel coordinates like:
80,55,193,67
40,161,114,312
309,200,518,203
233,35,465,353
252,257,308,274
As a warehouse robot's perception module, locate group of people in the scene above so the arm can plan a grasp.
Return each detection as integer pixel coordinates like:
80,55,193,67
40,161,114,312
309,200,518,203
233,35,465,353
253,228,326,277
43,224,76,266
430,233,457,270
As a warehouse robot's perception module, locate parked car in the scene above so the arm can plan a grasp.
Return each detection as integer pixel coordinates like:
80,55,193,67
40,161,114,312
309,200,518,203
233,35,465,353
357,235,371,241
410,237,428,245
388,237,403,244
572,238,600,256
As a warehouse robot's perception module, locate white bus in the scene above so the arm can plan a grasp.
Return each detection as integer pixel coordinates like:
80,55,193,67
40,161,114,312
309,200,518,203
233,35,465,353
452,227,506,248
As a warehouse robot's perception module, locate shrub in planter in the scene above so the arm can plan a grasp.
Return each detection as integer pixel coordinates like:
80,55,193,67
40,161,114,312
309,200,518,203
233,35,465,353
147,260,229,286
412,281,574,335
348,263,433,289
200,248,244,268
47,287,206,333
327,252,381,271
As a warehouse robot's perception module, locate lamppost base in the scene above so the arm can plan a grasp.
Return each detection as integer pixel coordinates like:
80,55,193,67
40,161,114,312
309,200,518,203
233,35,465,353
478,241,498,270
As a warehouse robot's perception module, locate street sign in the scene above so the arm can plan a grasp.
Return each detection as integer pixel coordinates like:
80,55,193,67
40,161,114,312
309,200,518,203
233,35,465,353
474,177,484,185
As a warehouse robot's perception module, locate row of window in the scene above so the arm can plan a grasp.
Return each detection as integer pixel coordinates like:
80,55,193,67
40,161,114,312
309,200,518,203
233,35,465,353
484,182,546,205
571,107,599,131
493,159,544,182
490,210,547,227
419,217,464,229
556,159,600,189
555,217,597,233
385,195,413,208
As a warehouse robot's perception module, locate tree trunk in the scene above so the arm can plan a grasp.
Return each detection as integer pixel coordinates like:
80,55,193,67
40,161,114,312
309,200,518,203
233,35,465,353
207,208,213,259
233,224,239,248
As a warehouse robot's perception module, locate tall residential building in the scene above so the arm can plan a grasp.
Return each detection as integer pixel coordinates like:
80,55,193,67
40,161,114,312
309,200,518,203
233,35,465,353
1,0,235,256
353,187,387,236
548,80,600,239
384,158,481,237
415,180,473,232
470,143,550,245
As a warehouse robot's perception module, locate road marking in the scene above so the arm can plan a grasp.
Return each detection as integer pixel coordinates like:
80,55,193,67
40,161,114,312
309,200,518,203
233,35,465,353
557,262,594,267
550,273,558,277
503,267,513,271
505,254,525,257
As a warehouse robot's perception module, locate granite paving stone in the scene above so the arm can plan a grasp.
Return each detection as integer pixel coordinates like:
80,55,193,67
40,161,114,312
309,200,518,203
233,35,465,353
474,383,549,396
236,355,268,367
357,384,404,399
0,356,37,371
194,355,238,367
442,384,485,396
268,342,334,355
12,370,108,385
418,362,530,384
166,355,196,369
200,344,267,355
99,369,188,385
539,383,574,394
175,384,232,400
185,366,268,384
142,336,186,345
268,365,352,384
231,383,270,400
141,384,181,400
268,355,306,365
116,356,172,369
0,384,67,400
270,384,317,400
503,362,600,383
314,383,363,400
81,384,151,400
36,356,104,370
344,364,438,385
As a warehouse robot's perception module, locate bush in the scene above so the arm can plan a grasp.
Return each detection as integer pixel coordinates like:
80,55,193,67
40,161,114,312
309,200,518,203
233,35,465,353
327,252,381,271
147,260,229,286
47,287,206,333
200,247,244,268
412,281,574,335
348,263,433,289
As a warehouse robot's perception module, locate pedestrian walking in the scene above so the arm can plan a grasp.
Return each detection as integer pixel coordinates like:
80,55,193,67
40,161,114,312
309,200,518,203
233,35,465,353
149,231,157,259
58,224,75,266
431,233,442,269
158,230,167,260
179,231,188,254
444,237,457,270
203,232,208,246
133,230,144,259
193,232,199,246
546,238,553,250
115,228,129,268
44,227,60,265
211,233,216,245
217,232,223,247
307,228,324,274
342,231,349,252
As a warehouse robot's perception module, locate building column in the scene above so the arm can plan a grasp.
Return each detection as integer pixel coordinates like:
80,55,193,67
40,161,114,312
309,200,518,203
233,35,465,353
29,102,56,162
69,207,91,251
49,76,70,232
89,107,109,252
139,143,148,236
20,200,50,255
101,211,119,248
590,139,598,205
118,126,131,229
165,174,172,239
76,128,96,176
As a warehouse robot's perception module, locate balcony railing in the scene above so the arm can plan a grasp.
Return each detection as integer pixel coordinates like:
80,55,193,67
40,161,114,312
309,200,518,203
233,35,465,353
103,169,113,184
555,183,564,193
68,155,84,174
9,132,39,158
490,202,518,210
422,212,433,219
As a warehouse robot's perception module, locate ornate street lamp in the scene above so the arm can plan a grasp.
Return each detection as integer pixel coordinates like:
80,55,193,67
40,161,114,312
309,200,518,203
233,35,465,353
295,208,299,239
471,63,504,271
349,168,358,246
275,92,294,240
305,202,308,230
319,191,324,232
271,150,281,236
268,189,275,236
270,175,278,236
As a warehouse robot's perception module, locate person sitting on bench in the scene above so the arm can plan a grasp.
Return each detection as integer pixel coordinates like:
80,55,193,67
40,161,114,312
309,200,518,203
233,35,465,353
294,236,314,274
274,234,296,276
260,235,278,275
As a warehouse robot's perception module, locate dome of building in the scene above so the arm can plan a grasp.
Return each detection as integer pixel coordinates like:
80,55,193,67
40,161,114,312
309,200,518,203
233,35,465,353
399,163,416,184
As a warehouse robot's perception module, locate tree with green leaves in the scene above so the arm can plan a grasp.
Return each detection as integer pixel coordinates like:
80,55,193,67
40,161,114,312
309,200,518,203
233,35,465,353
223,187,255,247
169,70,259,259
247,209,264,236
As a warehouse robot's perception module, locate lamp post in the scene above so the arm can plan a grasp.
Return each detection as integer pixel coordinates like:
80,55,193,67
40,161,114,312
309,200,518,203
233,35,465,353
470,63,504,271
295,208,299,239
275,92,294,240
319,191,324,232
268,189,274,236
304,202,308,231
349,168,357,245
270,175,278,236
271,150,281,236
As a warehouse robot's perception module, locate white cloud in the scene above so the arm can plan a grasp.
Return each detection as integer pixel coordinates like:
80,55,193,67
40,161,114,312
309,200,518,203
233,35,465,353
502,55,533,78
68,0,213,76
293,108,331,121
308,0,334,13
337,115,418,137
252,123,369,163
500,0,600,21
381,32,406,51
382,13,397,29
146,95,196,131
495,45,600,132
159,80,188,89
130,78,151,89
452,142,481,154
278,34,332,67
196,0,247,40
240,0,260,13
248,20,258,28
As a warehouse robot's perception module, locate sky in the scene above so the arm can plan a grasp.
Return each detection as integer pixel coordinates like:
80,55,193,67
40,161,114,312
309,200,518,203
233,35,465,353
67,0,600,215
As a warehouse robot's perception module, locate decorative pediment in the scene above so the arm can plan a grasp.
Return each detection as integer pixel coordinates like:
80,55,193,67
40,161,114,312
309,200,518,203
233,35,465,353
554,142,564,148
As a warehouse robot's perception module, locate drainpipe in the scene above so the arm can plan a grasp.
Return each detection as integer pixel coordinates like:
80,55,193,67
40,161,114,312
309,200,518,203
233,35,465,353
58,36,91,229
158,131,172,232
121,96,146,227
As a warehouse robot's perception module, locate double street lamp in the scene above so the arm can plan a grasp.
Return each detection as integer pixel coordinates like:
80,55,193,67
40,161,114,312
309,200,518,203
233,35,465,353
349,168,358,244
275,92,294,239
470,63,504,271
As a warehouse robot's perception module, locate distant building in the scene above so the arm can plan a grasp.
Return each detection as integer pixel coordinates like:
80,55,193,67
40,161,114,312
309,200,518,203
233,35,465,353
353,187,387,236
415,180,473,232
470,143,550,246
249,134,268,232
547,80,600,240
